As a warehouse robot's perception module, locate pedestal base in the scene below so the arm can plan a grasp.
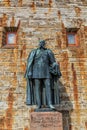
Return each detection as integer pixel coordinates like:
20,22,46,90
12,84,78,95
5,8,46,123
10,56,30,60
30,111,63,130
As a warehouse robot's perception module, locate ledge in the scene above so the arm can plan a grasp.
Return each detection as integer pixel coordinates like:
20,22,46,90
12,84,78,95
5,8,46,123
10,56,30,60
1,44,18,49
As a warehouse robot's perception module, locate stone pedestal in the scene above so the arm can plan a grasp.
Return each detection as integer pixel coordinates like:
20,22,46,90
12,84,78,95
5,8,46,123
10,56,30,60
30,111,63,130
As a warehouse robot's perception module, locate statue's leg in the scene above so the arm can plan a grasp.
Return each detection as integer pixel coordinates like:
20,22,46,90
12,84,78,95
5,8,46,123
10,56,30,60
44,79,52,106
34,79,41,108
42,87,46,106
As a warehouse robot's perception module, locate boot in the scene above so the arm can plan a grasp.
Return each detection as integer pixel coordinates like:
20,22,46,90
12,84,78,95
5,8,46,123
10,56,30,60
49,104,55,109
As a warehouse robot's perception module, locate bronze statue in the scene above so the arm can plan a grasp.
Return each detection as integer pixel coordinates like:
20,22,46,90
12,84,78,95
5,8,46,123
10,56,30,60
24,40,61,109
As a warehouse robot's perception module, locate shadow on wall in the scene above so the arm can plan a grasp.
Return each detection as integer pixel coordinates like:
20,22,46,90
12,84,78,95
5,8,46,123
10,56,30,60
57,80,73,130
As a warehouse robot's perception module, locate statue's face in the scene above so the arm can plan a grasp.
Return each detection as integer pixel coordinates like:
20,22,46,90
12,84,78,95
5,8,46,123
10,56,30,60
39,40,46,48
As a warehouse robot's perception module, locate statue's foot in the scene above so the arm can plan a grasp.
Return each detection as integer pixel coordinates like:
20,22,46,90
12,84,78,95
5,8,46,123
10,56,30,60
49,104,55,109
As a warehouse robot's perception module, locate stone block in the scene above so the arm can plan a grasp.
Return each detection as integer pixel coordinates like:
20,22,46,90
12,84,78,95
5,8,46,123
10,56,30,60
30,111,63,130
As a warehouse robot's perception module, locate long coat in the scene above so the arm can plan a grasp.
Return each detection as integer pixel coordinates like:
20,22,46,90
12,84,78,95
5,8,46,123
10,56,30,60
24,48,62,105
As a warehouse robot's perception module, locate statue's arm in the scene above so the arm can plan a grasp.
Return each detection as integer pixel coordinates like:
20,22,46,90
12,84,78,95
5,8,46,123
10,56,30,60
47,49,56,64
24,50,36,78
48,49,62,78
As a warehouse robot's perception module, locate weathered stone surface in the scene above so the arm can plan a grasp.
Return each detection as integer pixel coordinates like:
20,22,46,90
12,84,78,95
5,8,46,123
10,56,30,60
30,112,63,130
0,1,87,130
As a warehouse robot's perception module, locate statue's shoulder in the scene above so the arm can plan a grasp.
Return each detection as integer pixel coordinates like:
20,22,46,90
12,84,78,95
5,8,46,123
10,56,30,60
46,49,53,54
27,49,37,60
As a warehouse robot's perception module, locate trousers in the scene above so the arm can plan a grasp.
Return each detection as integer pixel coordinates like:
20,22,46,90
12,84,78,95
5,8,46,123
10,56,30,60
34,79,52,107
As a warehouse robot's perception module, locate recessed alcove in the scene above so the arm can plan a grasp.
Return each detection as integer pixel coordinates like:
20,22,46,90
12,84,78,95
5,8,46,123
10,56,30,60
2,26,18,48
66,28,80,47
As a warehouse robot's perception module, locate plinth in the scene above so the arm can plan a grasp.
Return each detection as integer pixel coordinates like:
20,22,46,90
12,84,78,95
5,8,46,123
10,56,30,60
30,111,63,130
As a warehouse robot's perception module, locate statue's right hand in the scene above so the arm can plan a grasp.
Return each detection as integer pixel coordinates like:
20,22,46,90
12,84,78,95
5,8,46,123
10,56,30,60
28,72,32,78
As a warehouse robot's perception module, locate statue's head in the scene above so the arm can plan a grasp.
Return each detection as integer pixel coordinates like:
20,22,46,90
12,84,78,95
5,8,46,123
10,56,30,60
39,40,46,48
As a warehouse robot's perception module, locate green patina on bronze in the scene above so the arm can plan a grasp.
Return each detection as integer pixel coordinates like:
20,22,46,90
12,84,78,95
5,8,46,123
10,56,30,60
25,40,61,109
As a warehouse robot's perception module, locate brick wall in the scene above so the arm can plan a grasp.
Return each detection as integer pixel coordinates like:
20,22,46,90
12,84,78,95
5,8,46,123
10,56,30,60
0,0,87,130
